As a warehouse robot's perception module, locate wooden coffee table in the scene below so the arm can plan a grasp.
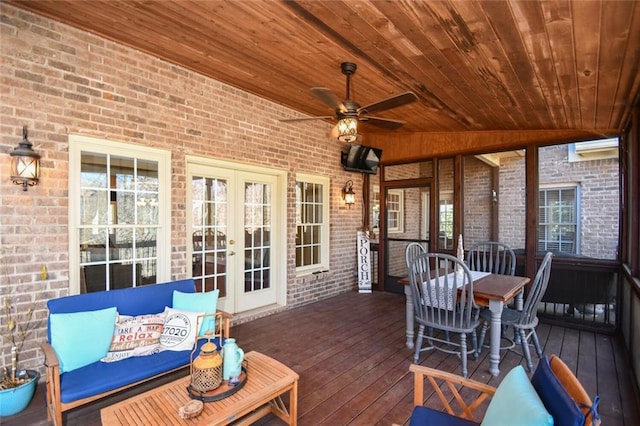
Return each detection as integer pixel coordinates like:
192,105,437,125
100,351,299,425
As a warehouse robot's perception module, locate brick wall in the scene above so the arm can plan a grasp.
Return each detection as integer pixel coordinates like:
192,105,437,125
0,5,361,372
538,145,619,259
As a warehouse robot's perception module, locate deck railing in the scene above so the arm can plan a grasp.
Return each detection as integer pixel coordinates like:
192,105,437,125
516,252,619,332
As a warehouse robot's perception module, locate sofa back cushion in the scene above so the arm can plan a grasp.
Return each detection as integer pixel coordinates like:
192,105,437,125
50,307,118,372
47,279,195,342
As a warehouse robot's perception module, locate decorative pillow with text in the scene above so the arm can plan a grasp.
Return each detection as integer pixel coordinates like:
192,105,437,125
160,307,203,351
101,312,166,362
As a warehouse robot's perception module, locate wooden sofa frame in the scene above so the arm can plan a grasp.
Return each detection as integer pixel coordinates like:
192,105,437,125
41,310,231,426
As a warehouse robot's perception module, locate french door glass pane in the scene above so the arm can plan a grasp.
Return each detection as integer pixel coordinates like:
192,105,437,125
244,182,271,292
191,176,228,296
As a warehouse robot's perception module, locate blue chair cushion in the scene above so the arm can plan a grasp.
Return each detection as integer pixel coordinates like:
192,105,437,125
409,406,480,426
531,355,585,426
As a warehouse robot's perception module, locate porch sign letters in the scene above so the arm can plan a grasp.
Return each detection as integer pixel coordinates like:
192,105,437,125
357,231,372,293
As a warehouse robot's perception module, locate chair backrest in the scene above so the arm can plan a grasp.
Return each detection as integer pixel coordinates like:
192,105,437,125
518,251,554,326
466,241,516,275
409,252,478,329
405,242,427,272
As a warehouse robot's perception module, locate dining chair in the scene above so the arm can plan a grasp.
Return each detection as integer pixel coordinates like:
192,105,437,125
409,252,481,377
404,241,427,273
477,251,554,372
466,241,516,276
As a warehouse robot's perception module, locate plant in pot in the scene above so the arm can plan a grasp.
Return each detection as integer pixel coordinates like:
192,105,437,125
0,268,43,417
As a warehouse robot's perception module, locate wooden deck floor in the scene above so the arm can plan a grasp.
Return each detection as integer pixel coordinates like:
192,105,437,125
4,291,639,425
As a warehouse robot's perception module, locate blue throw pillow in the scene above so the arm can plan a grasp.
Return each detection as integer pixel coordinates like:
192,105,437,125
531,356,585,426
481,365,553,426
50,307,117,373
172,289,219,336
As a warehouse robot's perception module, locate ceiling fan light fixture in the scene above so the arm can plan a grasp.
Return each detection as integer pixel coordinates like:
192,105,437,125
337,117,358,143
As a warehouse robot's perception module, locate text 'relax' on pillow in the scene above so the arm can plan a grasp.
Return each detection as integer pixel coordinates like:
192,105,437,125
50,307,117,373
481,365,553,426
101,312,166,363
172,289,219,337
160,306,203,351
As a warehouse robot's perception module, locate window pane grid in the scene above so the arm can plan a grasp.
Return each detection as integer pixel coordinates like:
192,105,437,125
79,152,160,291
191,176,228,294
538,187,577,253
295,179,326,269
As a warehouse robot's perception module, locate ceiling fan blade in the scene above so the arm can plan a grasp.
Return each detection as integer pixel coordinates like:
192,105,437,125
310,87,345,112
359,116,406,130
279,116,334,123
358,91,417,115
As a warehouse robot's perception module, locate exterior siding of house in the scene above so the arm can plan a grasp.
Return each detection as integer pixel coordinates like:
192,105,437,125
0,5,362,372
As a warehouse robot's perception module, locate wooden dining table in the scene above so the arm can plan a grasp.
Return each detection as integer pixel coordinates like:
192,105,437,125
399,273,530,376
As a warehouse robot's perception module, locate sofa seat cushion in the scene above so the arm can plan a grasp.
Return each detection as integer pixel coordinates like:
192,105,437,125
60,348,189,403
59,338,219,403
409,406,480,426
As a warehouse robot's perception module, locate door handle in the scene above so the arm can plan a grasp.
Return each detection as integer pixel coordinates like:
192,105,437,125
228,251,235,256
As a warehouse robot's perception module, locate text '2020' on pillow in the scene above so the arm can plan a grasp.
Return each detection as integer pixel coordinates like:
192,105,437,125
160,306,203,351
101,312,166,362
172,289,219,336
50,306,117,373
481,365,553,426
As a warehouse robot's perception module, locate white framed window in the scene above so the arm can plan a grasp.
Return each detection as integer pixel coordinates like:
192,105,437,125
69,134,171,294
538,185,580,254
295,173,330,274
372,185,381,232
439,191,454,249
387,189,404,233
371,185,404,233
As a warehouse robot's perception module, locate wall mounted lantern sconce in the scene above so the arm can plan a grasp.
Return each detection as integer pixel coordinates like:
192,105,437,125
10,126,40,191
342,180,356,207
491,190,498,203
337,117,358,143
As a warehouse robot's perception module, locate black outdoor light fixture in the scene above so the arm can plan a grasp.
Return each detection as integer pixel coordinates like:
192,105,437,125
9,126,40,191
342,180,356,207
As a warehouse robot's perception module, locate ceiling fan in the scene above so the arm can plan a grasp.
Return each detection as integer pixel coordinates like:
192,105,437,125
280,62,418,142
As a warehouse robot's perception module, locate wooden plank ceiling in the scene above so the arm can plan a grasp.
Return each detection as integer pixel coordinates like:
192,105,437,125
6,0,640,139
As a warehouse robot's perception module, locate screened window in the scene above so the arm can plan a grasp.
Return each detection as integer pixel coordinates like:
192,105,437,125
538,186,579,254
295,174,329,273
70,135,171,293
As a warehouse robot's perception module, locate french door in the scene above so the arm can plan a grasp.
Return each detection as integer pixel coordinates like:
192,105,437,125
187,159,284,313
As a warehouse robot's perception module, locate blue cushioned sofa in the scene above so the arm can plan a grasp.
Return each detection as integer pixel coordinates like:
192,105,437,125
41,279,231,426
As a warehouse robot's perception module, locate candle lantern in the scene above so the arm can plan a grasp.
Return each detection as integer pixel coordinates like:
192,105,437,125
189,333,222,393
